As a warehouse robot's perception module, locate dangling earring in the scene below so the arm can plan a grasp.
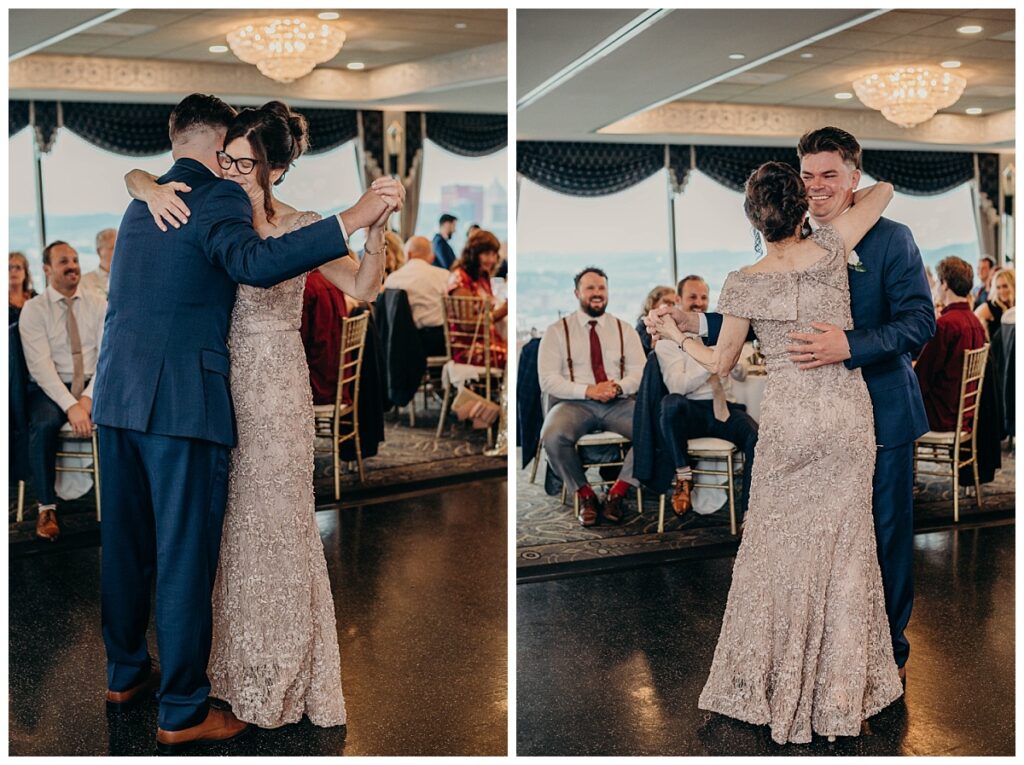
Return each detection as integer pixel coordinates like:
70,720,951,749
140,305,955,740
801,217,812,239
752,228,764,259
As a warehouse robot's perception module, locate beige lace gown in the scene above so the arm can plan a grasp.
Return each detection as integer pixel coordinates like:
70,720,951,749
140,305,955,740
697,224,902,744
208,211,346,729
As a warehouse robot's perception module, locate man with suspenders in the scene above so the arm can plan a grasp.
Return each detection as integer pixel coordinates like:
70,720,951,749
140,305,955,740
537,267,647,526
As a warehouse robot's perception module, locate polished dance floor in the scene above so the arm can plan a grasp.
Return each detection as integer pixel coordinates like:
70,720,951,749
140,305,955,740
9,478,508,756
517,521,1014,756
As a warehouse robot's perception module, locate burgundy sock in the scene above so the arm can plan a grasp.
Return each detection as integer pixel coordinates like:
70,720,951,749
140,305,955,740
577,484,596,500
608,480,630,499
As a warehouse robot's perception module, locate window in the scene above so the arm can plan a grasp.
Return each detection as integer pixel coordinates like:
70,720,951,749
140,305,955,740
517,171,673,334
275,140,362,228
40,131,170,276
415,139,508,258
9,129,42,288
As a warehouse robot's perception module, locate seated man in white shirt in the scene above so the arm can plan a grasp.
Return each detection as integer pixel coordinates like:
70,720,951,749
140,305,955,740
18,241,107,541
538,267,646,526
80,227,116,297
383,235,450,357
655,275,758,519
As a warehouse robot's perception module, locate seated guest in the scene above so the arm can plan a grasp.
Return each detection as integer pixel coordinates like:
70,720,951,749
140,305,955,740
447,229,507,368
432,213,458,270
915,256,988,432
975,267,1014,341
300,270,349,406
383,235,450,357
655,274,758,519
18,241,106,541
9,251,37,324
538,267,646,526
383,230,406,282
974,255,995,306
636,285,676,354
80,228,116,297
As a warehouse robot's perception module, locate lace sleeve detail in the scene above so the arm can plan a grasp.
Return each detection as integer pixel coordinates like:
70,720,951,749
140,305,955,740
292,210,323,231
716,269,798,321
810,223,845,266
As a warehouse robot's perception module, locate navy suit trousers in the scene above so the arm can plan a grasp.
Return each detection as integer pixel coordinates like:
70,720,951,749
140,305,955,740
872,443,915,668
99,426,229,731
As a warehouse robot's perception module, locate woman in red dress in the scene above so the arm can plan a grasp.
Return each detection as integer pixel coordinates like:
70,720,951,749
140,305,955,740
446,229,507,369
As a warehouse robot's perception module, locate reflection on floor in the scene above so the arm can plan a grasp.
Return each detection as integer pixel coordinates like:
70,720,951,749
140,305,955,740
517,446,1016,572
9,479,508,757
517,522,1014,756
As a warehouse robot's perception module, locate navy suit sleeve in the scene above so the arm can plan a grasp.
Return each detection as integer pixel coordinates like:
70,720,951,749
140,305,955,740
844,224,936,370
703,311,755,346
195,182,348,288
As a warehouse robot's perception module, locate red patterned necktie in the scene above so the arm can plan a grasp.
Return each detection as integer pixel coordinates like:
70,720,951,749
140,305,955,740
588,320,608,383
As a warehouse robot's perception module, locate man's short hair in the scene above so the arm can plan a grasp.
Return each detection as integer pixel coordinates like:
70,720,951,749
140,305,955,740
677,274,706,295
439,213,457,226
42,240,71,266
168,93,237,143
979,255,996,268
96,228,116,250
937,256,974,297
797,126,862,170
574,267,607,289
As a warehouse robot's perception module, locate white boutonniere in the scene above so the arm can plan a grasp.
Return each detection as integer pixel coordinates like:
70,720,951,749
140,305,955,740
848,250,866,273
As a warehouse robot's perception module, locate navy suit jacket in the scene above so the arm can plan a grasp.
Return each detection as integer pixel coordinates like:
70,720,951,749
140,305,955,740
706,217,935,449
93,158,350,448
432,233,456,270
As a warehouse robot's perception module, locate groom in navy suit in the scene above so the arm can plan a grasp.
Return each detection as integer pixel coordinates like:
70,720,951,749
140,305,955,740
92,94,403,751
653,127,934,683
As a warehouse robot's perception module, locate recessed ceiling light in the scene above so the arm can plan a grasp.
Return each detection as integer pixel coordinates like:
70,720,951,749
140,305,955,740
965,107,983,115
834,92,854,100
941,60,962,68
318,12,339,21
208,45,228,53
728,53,745,60
800,52,814,59
454,22,467,29
346,62,365,70
957,25,983,34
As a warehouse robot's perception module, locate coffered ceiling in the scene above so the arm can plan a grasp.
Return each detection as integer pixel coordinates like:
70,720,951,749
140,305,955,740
9,8,508,112
518,8,1014,150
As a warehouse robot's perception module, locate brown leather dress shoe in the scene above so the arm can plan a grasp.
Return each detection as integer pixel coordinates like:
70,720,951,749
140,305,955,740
602,493,625,523
577,492,601,527
106,667,161,706
35,508,60,541
156,707,250,754
671,477,694,517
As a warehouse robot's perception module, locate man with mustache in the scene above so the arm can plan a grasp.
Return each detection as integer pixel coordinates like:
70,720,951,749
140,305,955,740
18,241,108,541
538,267,646,526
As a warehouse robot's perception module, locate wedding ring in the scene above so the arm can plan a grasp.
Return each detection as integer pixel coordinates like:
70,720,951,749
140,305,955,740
810,352,817,361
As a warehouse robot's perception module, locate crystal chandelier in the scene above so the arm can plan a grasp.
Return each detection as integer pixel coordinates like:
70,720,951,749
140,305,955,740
852,66,967,128
226,16,346,83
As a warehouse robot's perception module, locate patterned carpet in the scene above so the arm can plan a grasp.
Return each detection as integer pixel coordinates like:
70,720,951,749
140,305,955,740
9,401,504,547
517,446,1016,573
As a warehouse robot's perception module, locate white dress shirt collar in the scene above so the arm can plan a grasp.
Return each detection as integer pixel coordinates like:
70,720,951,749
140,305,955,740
45,285,82,304
575,309,608,329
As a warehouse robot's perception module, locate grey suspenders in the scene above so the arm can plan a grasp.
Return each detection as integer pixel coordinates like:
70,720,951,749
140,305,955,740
561,316,625,382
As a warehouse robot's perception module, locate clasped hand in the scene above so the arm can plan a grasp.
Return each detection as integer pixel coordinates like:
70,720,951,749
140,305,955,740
585,380,619,402
785,322,851,369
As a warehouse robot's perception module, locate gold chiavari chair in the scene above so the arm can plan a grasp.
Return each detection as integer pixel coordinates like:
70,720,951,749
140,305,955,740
17,427,102,523
435,295,504,445
314,312,370,501
913,344,989,523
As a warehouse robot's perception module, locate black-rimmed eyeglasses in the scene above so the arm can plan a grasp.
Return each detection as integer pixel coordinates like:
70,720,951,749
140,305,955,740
217,150,259,175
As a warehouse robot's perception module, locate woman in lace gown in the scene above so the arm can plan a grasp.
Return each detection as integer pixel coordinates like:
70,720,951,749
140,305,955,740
656,162,904,744
129,102,391,728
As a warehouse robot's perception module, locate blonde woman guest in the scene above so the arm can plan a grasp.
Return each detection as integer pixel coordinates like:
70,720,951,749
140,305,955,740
9,252,37,324
975,268,1015,340
636,285,676,353
383,230,406,278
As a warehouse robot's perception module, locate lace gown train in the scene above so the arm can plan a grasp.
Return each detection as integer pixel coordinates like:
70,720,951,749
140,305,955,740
208,211,346,729
697,224,902,744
